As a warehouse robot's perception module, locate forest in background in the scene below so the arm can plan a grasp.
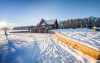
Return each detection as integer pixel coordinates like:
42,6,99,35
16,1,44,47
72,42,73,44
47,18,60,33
59,16,100,29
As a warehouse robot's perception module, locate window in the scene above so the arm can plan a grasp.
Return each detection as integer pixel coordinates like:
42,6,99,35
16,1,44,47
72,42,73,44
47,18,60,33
42,22,46,25
43,25,46,28
49,26,52,28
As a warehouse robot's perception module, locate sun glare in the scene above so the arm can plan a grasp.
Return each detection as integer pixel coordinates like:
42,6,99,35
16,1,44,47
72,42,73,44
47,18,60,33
0,21,7,28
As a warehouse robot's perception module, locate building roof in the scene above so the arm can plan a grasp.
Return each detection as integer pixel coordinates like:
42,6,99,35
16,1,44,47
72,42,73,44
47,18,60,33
44,19,57,25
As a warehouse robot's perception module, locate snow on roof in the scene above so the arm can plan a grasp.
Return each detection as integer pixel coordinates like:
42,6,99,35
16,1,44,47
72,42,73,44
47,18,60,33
44,19,56,24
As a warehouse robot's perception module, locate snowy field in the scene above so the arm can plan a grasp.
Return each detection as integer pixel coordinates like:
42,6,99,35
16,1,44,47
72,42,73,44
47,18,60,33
0,30,4,35
51,28,100,51
0,32,100,63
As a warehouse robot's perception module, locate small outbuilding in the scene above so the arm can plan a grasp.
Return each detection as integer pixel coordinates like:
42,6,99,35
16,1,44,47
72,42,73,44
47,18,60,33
92,27,100,31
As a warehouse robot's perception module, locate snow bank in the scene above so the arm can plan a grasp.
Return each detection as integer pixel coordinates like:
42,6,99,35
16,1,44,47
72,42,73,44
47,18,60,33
51,28,100,51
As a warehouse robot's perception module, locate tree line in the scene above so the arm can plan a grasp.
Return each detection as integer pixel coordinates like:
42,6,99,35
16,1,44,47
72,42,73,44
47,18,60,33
59,16,100,29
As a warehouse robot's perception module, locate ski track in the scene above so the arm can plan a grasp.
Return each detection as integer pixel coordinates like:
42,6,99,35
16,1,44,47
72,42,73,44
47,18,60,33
0,33,99,63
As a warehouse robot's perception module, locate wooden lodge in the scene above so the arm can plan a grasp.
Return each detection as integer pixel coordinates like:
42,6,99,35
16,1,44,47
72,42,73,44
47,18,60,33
31,19,58,33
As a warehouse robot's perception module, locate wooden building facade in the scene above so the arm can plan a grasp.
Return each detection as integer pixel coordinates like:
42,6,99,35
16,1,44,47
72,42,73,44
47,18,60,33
32,19,58,33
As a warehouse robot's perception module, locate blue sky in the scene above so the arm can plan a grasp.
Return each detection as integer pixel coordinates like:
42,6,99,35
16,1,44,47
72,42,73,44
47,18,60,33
0,0,100,27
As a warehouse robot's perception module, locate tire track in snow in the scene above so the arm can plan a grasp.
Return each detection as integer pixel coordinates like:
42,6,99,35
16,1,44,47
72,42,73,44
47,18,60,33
34,34,78,63
49,35,78,63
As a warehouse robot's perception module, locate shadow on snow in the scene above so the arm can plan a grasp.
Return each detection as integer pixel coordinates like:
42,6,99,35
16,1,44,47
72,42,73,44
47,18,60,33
0,34,40,63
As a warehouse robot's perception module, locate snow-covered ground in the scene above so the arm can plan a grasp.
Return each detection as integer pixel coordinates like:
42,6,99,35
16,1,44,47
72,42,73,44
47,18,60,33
0,32,100,63
0,30,4,35
51,28,100,51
